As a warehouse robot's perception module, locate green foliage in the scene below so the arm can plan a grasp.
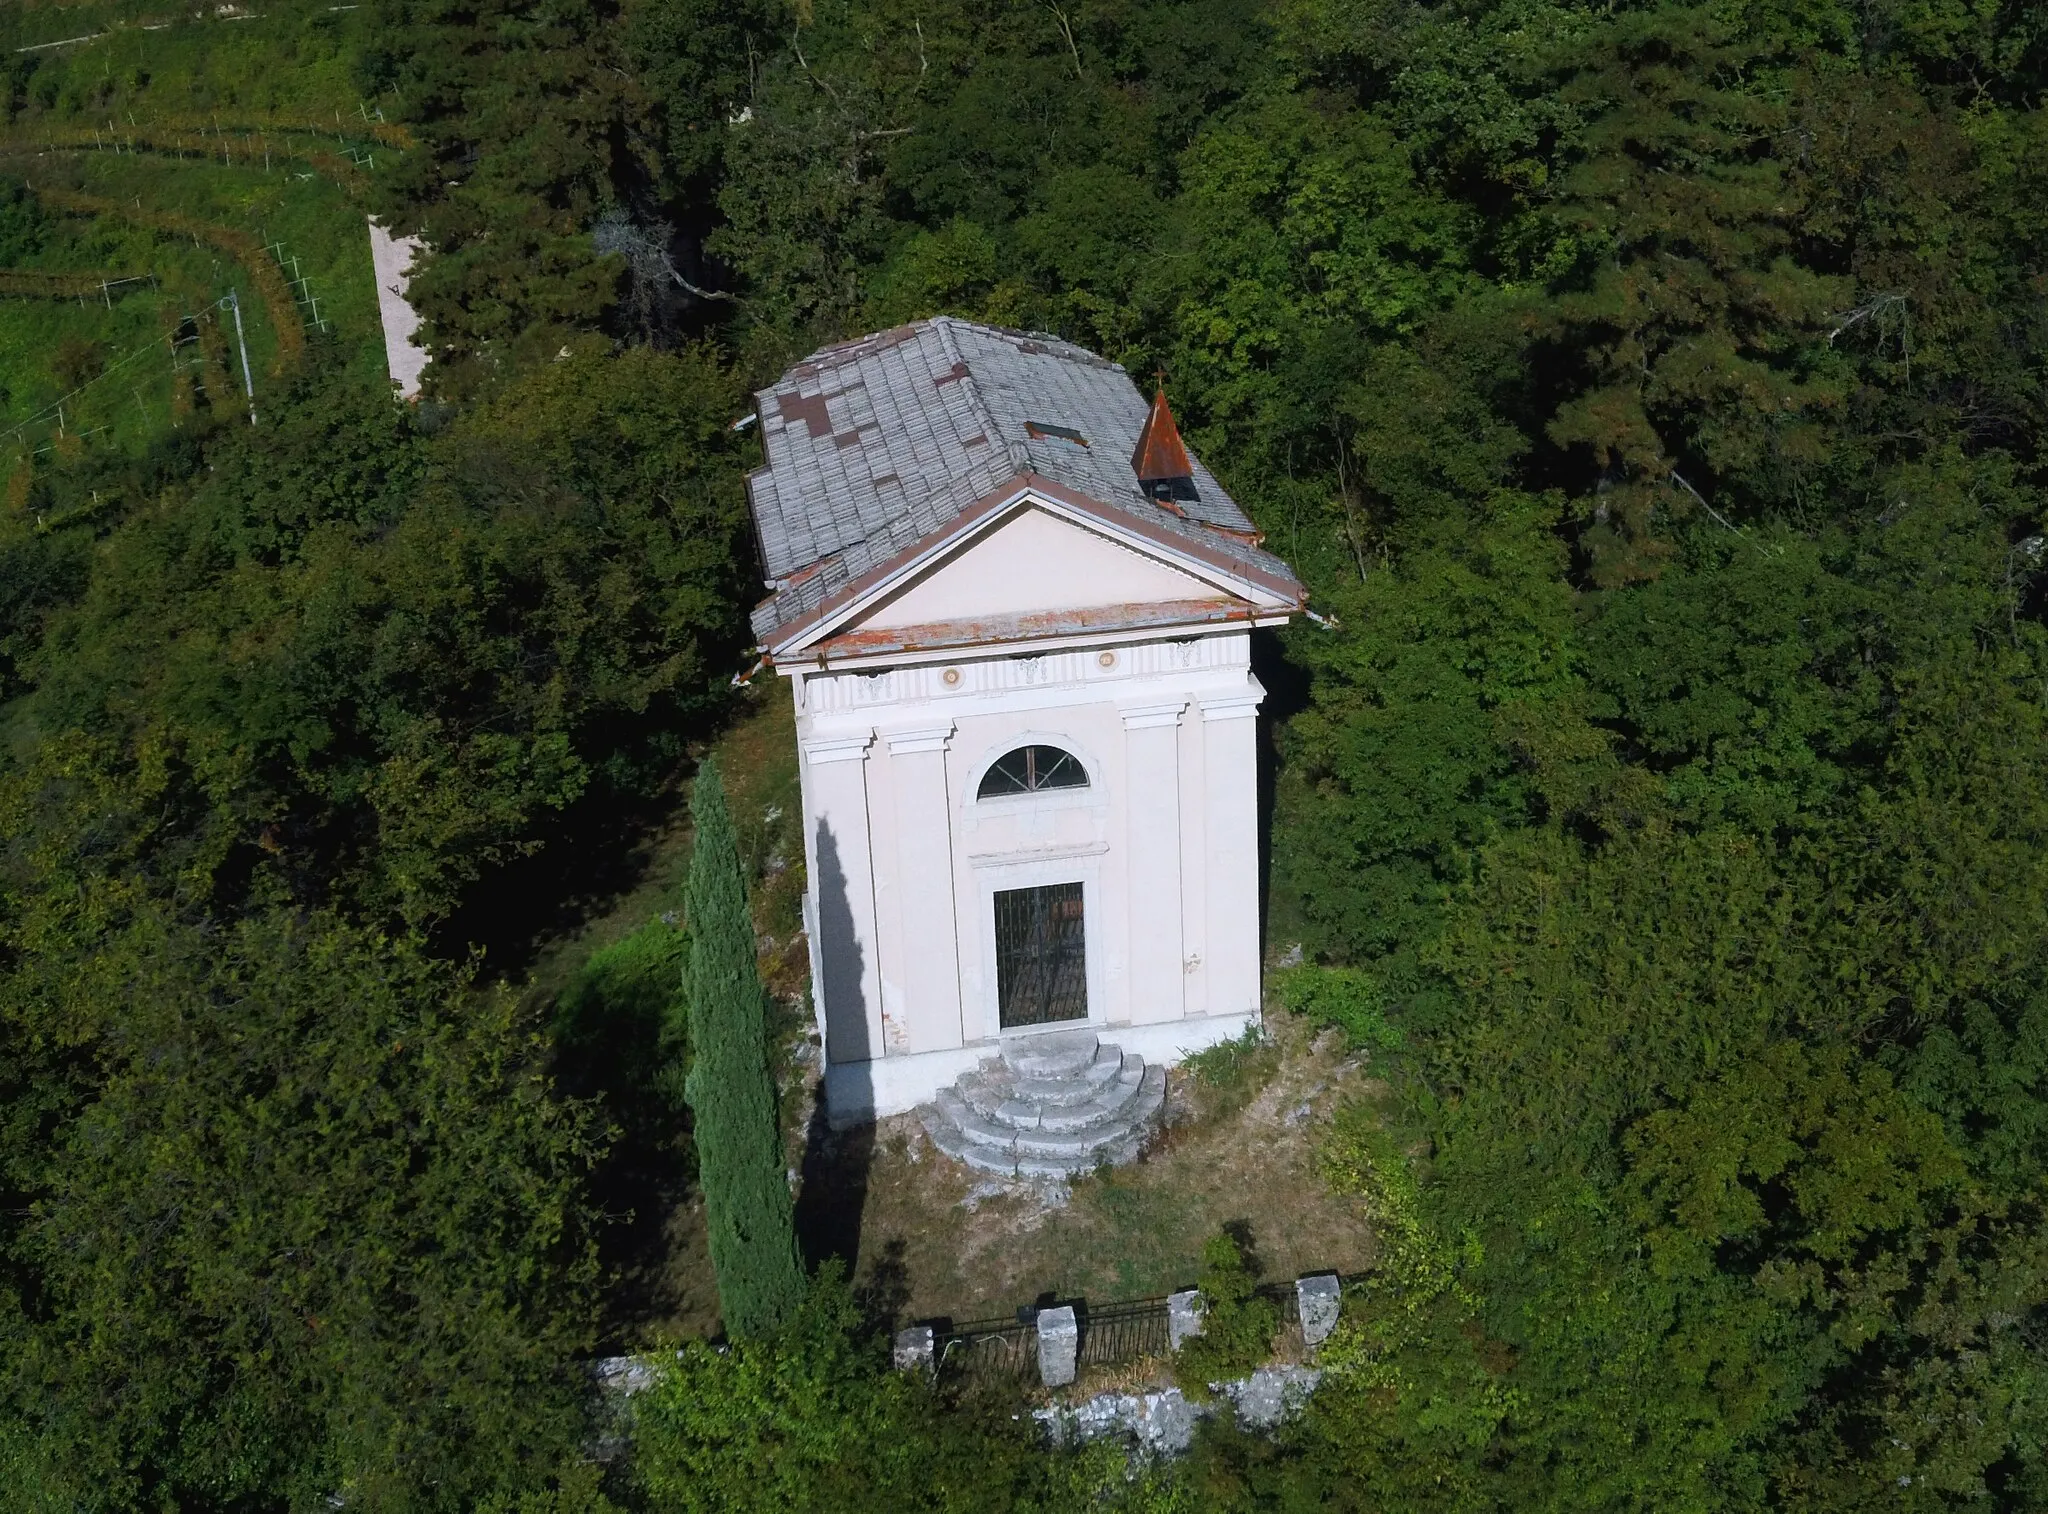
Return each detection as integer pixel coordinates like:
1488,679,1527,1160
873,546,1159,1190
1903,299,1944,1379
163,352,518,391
1273,965,1402,1054
9,0,2048,1504
683,756,806,1340
631,1268,915,1511
364,0,643,386
11,347,747,925
0,177,48,262
1274,497,1592,967
1174,1231,1280,1396
0,908,608,1512
631,1265,1191,1513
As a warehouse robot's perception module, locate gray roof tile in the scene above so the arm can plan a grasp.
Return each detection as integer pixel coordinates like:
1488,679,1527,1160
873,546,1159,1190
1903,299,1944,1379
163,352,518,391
746,317,1301,644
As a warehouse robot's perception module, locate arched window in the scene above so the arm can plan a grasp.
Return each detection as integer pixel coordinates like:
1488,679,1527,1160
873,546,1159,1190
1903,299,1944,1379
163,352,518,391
977,745,1088,798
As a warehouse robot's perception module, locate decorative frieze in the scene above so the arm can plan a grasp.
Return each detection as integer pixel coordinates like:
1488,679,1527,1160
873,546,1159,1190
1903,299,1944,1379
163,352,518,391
800,632,1247,713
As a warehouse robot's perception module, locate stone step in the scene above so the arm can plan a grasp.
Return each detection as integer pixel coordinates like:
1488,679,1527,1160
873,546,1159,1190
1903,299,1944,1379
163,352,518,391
1017,1127,1144,1180
1033,1075,1141,1131
1009,1041,1127,1106
921,1107,1020,1176
1130,1062,1167,1120
920,1047,1168,1180
950,1066,1012,1123
1000,1029,1101,1081
948,1075,1141,1137
1012,1118,1133,1162
933,1087,1021,1150
955,1041,1128,1126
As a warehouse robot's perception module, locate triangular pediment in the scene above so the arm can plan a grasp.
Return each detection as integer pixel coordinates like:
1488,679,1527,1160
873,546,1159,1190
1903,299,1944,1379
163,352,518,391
849,503,1238,634
762,475,1301,659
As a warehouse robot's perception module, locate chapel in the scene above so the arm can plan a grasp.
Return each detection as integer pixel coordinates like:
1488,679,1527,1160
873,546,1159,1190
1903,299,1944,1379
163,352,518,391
746,318,1304,1170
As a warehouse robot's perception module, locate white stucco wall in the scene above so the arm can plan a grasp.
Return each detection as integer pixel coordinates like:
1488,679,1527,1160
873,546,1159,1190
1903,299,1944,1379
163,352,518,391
792,630,1268,1123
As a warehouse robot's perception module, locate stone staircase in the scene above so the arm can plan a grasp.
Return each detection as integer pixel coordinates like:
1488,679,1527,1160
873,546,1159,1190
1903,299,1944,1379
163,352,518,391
918,1029,1167,1179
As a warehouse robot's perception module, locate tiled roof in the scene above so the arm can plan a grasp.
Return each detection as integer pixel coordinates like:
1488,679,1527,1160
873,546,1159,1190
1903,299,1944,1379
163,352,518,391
746,318,1302,646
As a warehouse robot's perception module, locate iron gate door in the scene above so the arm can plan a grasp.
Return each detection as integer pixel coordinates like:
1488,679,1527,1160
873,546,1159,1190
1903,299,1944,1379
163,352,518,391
994,882,1088,1028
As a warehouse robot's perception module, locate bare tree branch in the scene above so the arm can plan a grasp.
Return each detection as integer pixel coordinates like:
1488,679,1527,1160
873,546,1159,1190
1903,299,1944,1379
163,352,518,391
1670,469,1770,557
1825,292,1907,346
791,29,842,103
1046,2,1084,78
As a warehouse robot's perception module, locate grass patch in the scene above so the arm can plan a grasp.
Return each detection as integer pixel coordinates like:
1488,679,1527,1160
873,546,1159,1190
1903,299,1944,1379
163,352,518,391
0,3,374,123
1179,1024,1282,1122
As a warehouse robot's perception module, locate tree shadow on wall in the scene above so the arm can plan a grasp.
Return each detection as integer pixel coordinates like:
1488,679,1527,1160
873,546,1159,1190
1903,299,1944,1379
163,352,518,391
1251,627,1312,946
793,819,891,1315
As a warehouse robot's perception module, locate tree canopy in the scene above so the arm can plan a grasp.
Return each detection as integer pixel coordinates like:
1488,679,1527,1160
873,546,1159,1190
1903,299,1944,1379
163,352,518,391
3,0,2047,1505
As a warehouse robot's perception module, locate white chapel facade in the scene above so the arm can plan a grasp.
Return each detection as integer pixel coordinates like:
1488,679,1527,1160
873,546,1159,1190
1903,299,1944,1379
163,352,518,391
745,319,1304,1124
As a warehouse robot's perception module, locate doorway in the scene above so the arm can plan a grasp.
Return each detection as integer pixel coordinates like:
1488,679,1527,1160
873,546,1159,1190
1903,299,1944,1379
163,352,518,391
993,882,1088,1028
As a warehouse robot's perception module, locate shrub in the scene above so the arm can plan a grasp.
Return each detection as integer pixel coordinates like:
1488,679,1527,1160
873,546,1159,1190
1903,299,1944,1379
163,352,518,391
1173,1230,1280,1395
630,1267,1183,1513
1273,964,1404,1054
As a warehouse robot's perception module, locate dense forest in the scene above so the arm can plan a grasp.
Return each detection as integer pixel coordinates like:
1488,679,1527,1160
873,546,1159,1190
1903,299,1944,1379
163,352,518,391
3,0,2047,1507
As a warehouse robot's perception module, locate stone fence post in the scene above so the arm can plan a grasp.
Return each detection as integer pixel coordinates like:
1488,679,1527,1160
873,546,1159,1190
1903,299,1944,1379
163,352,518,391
1296,1274,1341,1346
1036,1305,1078,1387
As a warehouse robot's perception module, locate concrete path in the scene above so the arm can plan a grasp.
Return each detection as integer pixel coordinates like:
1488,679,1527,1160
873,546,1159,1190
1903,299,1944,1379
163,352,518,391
367,217,428,399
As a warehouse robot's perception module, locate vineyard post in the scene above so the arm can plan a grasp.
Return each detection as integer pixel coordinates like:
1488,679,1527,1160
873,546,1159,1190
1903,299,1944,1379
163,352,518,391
228,288,257,425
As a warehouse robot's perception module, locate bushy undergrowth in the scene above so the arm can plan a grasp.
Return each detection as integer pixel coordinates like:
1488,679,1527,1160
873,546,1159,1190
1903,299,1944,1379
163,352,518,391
630,1268,1195,1513
1173,1231,1280,1397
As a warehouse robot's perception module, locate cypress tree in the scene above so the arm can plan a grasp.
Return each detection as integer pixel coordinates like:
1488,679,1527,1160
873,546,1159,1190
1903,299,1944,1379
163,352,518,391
680,756,807,1339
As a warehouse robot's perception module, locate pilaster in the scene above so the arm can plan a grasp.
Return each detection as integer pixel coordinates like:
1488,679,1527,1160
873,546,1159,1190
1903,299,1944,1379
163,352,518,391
882,724,966,1054
1200,689,1264,1018
1121,701,1187,1025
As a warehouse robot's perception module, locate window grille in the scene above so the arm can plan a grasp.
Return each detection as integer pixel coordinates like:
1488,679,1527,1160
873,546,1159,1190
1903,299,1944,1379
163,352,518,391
978,745,1088,798
994,882,1088,1028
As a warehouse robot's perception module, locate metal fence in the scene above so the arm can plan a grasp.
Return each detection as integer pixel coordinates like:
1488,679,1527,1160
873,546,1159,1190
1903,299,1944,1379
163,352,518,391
933,1280,1316,1383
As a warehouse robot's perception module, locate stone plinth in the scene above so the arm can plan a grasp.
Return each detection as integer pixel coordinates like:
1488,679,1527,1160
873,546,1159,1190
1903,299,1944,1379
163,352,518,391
1037,1304,1079,1387
1297,1273,1341,1346
1167,1289,1205,1351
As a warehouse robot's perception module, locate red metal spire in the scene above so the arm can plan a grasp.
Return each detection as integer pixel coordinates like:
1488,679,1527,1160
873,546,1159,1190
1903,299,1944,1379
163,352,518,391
1131,376,1194,493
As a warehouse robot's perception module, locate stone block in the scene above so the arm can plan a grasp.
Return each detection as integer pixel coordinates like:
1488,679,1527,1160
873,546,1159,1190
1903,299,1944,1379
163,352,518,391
1297,1273,1341,1346
892,1324,935,1373
1036,1304,1079,1387
1167,1289,1205,1351
1224,1365,1324,1429
1004,1031,1101,1080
